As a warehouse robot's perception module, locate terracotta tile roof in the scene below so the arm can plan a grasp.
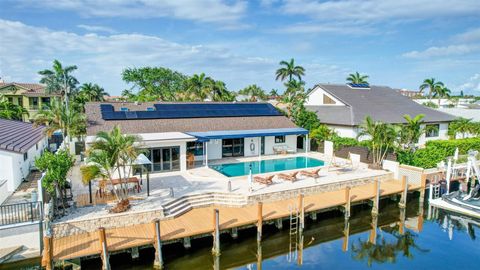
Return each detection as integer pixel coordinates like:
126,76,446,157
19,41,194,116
0,82,58,97
85,102,298,136
0,119,45,153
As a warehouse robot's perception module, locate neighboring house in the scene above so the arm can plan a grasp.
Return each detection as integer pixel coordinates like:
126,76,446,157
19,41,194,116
0,82,60,122
0,119,47,204
398,89,422,98
437,107,480,139
85,102,308,173
413,98,476,108
305,83,456,145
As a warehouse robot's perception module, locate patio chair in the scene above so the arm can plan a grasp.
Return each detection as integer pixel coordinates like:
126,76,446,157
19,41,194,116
273,145,287,155
277,171,299,182
300,168,322,178
337,153,361,173
254,175,274,185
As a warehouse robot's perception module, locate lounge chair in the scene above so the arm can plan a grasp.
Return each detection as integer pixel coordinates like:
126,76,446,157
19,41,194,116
300,168,322,178
254,175,274,185
273,145,287,154
336,153,361,173
277,171,299,182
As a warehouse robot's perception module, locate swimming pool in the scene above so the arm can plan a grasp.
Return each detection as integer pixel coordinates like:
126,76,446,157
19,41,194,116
210,156,325,177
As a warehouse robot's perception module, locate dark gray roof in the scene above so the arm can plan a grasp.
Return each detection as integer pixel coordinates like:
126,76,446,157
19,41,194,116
0,119,45,153
86,102,298,136
306,84,457,126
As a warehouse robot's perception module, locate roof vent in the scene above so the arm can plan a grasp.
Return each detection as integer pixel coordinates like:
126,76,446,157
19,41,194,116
347,83,370,89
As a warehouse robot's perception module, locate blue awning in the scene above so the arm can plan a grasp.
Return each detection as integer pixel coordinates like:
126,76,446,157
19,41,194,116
187,128,308,142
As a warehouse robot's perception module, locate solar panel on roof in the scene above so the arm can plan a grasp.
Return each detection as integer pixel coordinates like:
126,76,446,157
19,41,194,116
347,83,370,89
101,103,281,121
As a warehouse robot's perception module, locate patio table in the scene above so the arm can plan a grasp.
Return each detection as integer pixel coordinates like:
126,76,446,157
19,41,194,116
110,177,141,193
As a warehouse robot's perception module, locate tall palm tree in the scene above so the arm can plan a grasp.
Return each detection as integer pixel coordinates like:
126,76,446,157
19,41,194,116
275,58,305,82
186,73,214,101
0,95,29,121
38,60,79,106
81,126,141,203
419,78,444,99
238,84,267,102
211,80,234,101
79,83,109,102
400,114,425,150
432,86,451,106
448,118,475,139
34,99,86,140
346,72,369,84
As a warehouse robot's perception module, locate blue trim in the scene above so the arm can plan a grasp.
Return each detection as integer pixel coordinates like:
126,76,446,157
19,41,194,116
187,128,308,142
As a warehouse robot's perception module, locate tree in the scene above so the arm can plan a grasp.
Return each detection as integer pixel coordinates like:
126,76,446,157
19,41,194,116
346,72,369,84
419,78,444,99
275,58,305,82
211,80,235,101
34,99,86,139
432,86,451,105
0,95,29,120
292,106,320,131
310,124,336,143
281,80,306,118
238,84,267,101
269,89,279,98
448,118,479,139
185,73,214,101
78,83,109,102
35,150,74,217
38,60,79,105
80,126,141,210
400,114,425,151
358,116,399,167
122,67,188,101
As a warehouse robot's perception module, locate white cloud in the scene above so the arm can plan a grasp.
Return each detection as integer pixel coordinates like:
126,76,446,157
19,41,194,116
452,27,480,43
458,74,480,92
15,0,247,24
0,19,283,94
280,0,480,23
77,24,116,34
279,22,375,35
402,44,480,59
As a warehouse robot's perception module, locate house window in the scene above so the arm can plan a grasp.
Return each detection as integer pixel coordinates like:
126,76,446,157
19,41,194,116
29,97,39,110
23,152,28,161
275,135,286,143
323,94,336,104
41,97,51,108
187,142,204,156
18,98,23,107
426,124,440,138
7,97,13,103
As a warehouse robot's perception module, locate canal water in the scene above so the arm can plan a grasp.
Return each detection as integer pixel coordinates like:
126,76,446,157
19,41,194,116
5,196,480,269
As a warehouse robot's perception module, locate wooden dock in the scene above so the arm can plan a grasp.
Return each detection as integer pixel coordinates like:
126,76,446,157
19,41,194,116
49,178,423,262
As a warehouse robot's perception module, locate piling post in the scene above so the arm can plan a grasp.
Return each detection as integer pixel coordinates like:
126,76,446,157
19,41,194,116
419,174,427,204
297,233,304,266
152,219,163,269
98,227,110,270
372,178,380,217
298,194,304,233
212,209,220,256
257,202,263,242
344,187,351,220
399,207,406,235
257,241,263,270
428,182,433,202
399,176,408,208
342,218,350,252
42,236,53,270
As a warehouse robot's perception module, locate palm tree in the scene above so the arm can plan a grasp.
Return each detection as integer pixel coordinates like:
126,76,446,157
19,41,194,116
238,84,267,102
34,99,86,140
419,78,444,100
400,114,425,150
211,80,234,101
358,116,399,167
186,73,214,101
269,89,279,98
81,126,141,204
432,86,451,106
38,60,79,106
275,58,305,82
448,118,475,139
346,72,369,84
79,83,109,102
0,95,29,121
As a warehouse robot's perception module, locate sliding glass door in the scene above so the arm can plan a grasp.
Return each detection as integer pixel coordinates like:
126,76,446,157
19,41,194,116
146,146,180,172
222,138,244,157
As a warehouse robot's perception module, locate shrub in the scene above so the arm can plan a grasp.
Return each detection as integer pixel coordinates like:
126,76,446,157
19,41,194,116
331,136,360,150
422,101,439,109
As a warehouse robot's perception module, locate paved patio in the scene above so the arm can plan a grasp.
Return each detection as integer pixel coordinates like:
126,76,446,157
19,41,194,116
59,152,391,222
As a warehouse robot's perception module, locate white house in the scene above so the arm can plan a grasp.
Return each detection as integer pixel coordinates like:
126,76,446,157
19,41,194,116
85,102,308,173
305,83,456,145
0,119,47,204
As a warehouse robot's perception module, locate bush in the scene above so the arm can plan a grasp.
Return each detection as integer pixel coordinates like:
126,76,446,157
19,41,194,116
397,137,480,168
331,136,360,150
422,101,439,109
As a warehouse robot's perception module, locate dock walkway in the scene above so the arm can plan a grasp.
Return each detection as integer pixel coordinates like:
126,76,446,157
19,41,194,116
51,179,421,261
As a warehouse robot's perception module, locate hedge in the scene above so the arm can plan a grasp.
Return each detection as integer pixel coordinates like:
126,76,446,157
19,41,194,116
397,137,480,168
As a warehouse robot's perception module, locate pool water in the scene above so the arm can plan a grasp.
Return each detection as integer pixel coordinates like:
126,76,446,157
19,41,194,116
210,156,325,177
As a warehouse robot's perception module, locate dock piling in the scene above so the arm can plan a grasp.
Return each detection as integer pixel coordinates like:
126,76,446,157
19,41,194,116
42,235,53,270
152,219,163,269
344,187,351,220
399,176,408,208
298,194,304,233
369,213,378,244
212,209,220,256
342,218,350,252
257,202,263,242
372,178,380,217
98,227,110,270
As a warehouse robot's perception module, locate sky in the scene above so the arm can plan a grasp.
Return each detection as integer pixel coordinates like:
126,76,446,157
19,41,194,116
0,0,479,96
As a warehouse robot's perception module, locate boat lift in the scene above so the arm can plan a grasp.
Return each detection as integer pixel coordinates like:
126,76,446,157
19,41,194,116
444,149,480,195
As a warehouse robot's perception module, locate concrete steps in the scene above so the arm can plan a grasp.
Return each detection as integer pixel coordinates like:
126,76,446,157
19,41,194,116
0,246,24,263
163,193,247,217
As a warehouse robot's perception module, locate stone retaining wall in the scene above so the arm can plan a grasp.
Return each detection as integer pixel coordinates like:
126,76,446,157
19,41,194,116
52,209,164,237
